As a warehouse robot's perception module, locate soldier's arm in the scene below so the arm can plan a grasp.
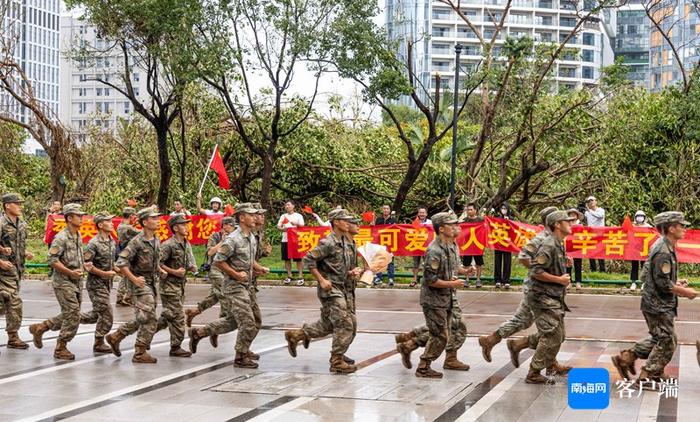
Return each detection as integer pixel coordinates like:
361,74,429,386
0,221,11,269
304,241,332,289
530,247,570,286
48,236,81,280
653,253,697,299
186,243,197,273
84,242,115,278
159,243,186,278
116,242,145,287
424,250,461,289
213,242,247,282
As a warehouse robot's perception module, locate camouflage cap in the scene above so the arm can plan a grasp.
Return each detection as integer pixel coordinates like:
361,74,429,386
93,212,115,224
62,203,86,216
566,208,584,220
539,206,558,221
123,207,136,217
546,210,576,226
1,193,24,204
328,208,360,223
222,216,236,226
137,207,161,222
432,211,459,226
168,214,191,229
653,211,690,227
252,202,267,214
234,202,257,215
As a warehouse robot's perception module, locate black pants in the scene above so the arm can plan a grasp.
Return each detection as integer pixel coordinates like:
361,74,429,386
589,259,606,273
567,258,582,284
494,250,512,284
630,260,644,281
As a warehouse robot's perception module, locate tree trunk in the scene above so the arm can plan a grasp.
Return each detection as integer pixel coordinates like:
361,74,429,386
155,124,172,211
260,154,274,212
392,144,435,214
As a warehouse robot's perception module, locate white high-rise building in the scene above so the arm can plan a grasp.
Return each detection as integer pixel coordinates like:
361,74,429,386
0,0,60,122
58,15,149,139
386,0,615,103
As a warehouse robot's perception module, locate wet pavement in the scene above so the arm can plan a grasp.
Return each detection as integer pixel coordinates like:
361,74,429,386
0,281,698,421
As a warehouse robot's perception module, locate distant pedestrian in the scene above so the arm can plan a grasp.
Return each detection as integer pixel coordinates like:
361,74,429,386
373,205,396,287
584,196,606,272
459,202,484,288
411,207,432,287
630,210,653,291
494,202,514,289
277,201,305,285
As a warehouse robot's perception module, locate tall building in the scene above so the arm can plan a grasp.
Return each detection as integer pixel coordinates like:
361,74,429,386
613,2,650,88
0,0,60,122
58,15,148,140
648,0,700,91
385,0,614,103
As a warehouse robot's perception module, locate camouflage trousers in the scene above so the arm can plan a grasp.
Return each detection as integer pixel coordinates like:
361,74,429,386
303,293,355,355
47,280,82,342
196,271,225,317
0,273,23,333
116,276,132,302
497,292,534,339
347,292,357,343
527,293,566,372
117,291,158,348
632,311,677,375
413,298,466,353
156,292,186,347
204,281,258,353
80,281,113,339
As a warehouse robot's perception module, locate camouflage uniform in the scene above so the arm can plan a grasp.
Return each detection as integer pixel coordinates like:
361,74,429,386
116,219,139,303
632,236,679,375
46,227,85,342
410,291,466,352
0,212,28,335
203,228,258,354
195,231,225,315
114,232,161,348
301,231,357,355
526,234,568,372
420,237,462,362
80,234,115,339
157,235,196,347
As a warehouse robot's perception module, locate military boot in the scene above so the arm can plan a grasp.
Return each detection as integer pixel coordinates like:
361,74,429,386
284,329,309,358
29,320,51,349
247,351,260,360
394,331,415,344
188,327,208,354
342,355,355,365
507,336,529,368
185,308,201,327
170,346,193,357
478,332,501,363
526,369,554,384
546,360,573,376
329,353,357,374
611,349,638,380
209,334,219,348
93,337,112,353
132,346,157,364
6,331,29,349
415,358,443,378
397,339,419,369
234,351,259,369
106,330,126,357
636,369,660,390
443,350,470,371
53,340,75,360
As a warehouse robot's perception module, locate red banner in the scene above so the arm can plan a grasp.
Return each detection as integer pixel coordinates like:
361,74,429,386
287,217,700,263
44,214,223,246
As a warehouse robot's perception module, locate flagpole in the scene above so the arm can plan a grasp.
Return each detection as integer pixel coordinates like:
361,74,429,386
198,145,217,198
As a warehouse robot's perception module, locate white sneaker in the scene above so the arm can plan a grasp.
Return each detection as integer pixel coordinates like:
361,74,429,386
283,278,292,285
296,279,305,286
630,282,637,291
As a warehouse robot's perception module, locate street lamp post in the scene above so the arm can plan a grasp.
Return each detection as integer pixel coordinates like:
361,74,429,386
449,44,462,211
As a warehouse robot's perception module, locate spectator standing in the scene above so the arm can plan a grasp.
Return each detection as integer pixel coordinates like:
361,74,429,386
277,201,305,285
494,202,514,289
566,208,584,290
630,210,653,291
584,196,606,272
410,207,432,287
169,199,191,217
459,202,484,288
373,205,396,287
196,194,224,215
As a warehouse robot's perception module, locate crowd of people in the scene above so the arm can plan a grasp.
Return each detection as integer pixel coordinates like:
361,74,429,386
1,192,699,386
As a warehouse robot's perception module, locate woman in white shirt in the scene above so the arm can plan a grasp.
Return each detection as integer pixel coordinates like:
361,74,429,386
277,201,305,285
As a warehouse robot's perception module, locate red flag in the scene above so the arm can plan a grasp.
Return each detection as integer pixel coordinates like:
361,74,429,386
224,204,235,216
209,145,230,189
621,214,633,232
302,205,314,214
362,211,375,223
412,217,422,228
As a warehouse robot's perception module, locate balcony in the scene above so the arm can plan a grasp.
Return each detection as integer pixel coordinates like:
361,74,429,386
537,1,554,8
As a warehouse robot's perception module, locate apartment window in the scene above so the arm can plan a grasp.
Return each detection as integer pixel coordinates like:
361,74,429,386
560,17,576,27
78,102,87,114
133,73,140,82
582,49,594,62
535,15,553,25
582,66,594,79
78,88,86,97
79,73,88,82
96,87,103,96
582,33,595,46
124,102,131,113
432,26,451,37
104,88,111,96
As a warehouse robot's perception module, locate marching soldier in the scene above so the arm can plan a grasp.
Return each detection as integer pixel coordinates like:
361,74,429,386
80,212,117,353
116,207,140,306
0,193,32,350
188,203,269,368
611,212,697,382
185,216,236,329
510,210,575,384
30,204,87,360
284,209,363,374
413,211,472,378
105,208,165,364
156,214,197,357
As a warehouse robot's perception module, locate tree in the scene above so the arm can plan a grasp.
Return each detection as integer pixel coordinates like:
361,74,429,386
65,0,202,210
0,2,79,201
